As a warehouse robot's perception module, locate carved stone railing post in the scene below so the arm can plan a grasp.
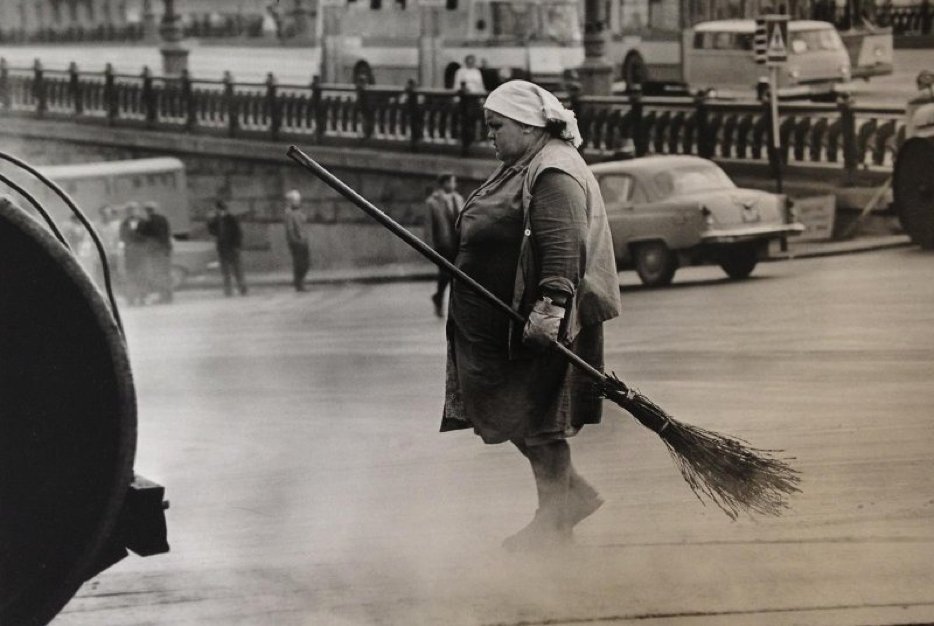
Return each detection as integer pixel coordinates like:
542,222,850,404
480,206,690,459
838,92,858,185
223,70,238,137
266,72,281,140
142,65,157,127
104,62,118,124
180,68,196,131
630,85,646,156
356,78,373,140
405,79,422,152
69,61,83,115
694,89,713,159
311,74,325,143
33,59,47,117
0,58,9,112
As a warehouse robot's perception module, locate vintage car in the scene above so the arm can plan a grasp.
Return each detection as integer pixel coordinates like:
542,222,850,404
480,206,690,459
591,155,804,287
169,239,218,288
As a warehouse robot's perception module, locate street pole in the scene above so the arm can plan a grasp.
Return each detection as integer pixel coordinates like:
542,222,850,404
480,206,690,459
417,0,444,88
142,0,158,43
291,0,315,44
769,62,783,194
159,0,189,76
761,13,788,195
578,0,612,95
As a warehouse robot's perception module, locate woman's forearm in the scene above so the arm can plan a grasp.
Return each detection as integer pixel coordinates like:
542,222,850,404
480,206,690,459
530,170,587,305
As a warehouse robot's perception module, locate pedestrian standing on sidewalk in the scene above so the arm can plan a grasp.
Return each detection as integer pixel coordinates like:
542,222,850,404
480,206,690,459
425,173,464,317
207,200,248,296
440,80,621,551
283,189,310,292
141,201,174,304
452,54,486,94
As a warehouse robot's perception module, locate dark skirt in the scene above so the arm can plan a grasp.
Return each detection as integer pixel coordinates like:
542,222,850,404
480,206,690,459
441,322,605,445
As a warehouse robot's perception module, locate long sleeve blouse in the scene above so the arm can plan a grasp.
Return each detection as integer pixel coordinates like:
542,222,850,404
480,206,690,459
530,170,588,307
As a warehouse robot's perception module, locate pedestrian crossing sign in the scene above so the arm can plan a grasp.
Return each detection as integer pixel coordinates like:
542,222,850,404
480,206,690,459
764,14,789,64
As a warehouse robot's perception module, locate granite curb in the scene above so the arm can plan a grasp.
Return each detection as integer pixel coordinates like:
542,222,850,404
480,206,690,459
181,235,914,291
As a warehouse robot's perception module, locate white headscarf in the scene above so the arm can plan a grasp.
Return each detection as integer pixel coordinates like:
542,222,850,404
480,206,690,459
483,80,583,149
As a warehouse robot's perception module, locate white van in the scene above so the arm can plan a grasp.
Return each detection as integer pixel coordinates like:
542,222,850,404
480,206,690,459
684,20,851,99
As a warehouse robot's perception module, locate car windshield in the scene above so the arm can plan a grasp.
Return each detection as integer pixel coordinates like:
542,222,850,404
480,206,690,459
653,164,736,197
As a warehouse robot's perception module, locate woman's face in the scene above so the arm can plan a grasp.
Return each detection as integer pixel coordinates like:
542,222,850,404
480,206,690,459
484,110,535,164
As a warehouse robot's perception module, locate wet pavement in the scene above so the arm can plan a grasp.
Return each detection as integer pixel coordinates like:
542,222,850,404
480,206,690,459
54,246,934,625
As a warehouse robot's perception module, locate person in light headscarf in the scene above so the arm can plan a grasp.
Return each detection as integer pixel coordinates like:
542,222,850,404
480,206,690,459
440,80,621,551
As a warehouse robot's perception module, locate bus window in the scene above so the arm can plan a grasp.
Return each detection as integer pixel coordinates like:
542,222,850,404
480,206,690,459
734,33,752,50
712,32,732,49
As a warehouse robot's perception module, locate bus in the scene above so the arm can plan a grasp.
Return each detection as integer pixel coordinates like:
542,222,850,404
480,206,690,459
29,157,215,288
37,158,191,235
606,0,892,95
318,0,583,89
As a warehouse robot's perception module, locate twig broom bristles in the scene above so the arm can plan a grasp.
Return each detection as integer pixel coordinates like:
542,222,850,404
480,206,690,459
286,146,801,519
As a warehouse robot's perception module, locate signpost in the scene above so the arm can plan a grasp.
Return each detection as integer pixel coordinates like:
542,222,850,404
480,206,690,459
755,13,789,194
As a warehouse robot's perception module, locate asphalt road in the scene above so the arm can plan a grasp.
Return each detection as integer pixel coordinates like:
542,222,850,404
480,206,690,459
54,248,934,626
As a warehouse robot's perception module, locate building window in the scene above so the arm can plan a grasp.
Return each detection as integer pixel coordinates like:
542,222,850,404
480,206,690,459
446,0,458,9
370,0,382,9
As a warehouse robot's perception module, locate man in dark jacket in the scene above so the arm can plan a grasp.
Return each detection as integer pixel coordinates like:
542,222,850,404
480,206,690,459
425,173,464,317
141,202,174,303
207,200,248,296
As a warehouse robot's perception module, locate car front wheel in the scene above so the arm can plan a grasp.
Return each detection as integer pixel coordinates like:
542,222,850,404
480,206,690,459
719,245,758,280
634,242,677,287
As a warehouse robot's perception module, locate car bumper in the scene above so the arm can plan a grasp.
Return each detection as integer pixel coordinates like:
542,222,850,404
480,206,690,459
850,63,894,79
700,223,806,244
778,82,841,100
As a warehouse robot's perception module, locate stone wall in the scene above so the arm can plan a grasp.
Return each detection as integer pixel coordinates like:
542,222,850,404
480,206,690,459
0,118,497,271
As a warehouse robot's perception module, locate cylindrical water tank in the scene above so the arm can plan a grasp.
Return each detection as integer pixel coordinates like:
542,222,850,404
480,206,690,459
0,197,137,626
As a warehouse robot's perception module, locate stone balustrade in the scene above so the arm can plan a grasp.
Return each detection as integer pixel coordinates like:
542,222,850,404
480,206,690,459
0,58,908,179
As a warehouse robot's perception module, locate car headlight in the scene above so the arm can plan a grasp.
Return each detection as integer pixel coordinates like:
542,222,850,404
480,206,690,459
839,65,851,79
788,67,800,80
700,205,715,227
873,46,883,58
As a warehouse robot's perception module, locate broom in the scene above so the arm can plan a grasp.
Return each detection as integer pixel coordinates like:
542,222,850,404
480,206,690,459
286,145,801,520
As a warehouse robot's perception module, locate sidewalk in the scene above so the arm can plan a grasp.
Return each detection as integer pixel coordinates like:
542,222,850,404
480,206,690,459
181,234,914,291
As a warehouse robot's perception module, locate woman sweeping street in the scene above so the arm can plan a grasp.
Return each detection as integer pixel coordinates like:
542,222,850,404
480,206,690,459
440,80,622,551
